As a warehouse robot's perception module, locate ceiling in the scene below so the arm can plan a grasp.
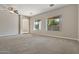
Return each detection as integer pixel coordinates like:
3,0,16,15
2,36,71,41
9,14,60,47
0,4,68,17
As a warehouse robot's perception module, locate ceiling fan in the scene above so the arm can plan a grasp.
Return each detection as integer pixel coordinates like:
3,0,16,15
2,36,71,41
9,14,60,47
8,7,19,14
49,4,54,7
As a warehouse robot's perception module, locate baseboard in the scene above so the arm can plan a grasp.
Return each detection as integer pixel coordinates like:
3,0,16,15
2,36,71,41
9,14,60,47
0,33,31,37
0,34,19,37
32,33,77,41
0,33,78,41
77,39,79,42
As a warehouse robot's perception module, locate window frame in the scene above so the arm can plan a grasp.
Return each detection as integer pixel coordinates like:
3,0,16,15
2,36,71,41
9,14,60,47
33,19,41,31
46,15,62,32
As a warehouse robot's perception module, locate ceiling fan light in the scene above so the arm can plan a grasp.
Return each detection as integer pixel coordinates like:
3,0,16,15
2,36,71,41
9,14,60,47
9,11,14,14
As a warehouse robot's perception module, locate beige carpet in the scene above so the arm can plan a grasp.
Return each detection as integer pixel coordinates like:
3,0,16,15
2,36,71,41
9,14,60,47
0,34,79,54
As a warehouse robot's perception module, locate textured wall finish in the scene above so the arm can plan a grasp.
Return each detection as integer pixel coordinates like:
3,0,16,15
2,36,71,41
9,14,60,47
0,11,18,36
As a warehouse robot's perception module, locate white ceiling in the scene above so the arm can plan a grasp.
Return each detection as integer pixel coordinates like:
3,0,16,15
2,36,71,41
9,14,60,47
0,4,68,17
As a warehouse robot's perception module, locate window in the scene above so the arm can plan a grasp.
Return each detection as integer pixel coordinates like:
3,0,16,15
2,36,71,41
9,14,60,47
34,19,41,30
47,16,61,31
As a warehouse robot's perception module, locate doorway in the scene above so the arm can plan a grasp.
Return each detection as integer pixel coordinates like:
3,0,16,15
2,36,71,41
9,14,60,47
21,18,29,34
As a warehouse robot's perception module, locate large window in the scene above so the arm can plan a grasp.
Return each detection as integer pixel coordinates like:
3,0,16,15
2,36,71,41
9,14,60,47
47,16,61,31
34,19,41,30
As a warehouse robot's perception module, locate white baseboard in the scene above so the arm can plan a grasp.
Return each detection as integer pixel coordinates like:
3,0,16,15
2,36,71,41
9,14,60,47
0,33,31,37
0,33,78,42
0,34,19,37
77,39,79,42
32,33,77,41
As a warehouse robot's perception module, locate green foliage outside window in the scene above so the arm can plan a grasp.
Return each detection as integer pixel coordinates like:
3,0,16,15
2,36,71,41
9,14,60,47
47,16,60,31
48,18,59,26
35,20,40,30
35,24,39,30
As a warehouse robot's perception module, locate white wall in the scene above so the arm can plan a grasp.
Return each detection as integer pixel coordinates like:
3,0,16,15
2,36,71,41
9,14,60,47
78,5,79,39
30,5,78,39
0,11,19,36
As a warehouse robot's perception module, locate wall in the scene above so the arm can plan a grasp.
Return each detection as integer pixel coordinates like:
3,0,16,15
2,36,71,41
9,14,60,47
0,10,19,36
30,5,78,39
78,5,79,39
